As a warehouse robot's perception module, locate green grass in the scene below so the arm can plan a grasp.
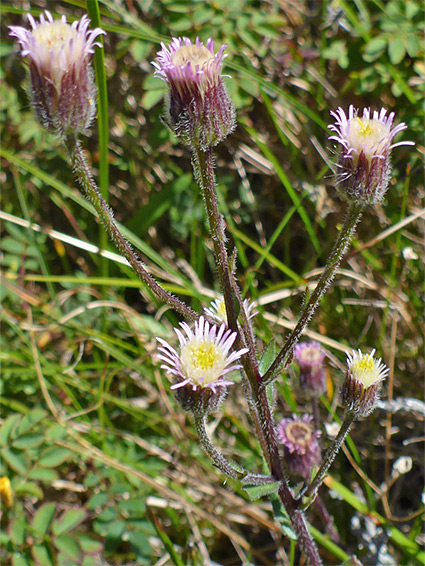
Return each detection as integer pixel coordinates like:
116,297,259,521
1,0,424,565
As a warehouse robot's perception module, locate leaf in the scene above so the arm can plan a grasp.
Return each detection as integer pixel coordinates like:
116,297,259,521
269,492,297,540
15,481,43,500
53,534,82,562
259,339,277,375
9,518,27,545
242,481,280,501
77,534,103,555
12,553,31,566
388,37,406,65
32,503,57,536
17,409,47,436
32,544,54,566
0,414,21,446
52,509,86,536
1,448,27,475
12,434,45,450
39,447,72,468
363,36,387,61
28,468,59,482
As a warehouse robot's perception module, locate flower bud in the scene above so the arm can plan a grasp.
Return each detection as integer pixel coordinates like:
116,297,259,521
276,414,321,481
9,11,105,137
294,341,327,397
156,317,248,415
152,37,236,150
328,106,414,204
340,349,389,416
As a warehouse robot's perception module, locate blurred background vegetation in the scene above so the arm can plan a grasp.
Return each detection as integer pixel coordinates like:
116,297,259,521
1,0,424,565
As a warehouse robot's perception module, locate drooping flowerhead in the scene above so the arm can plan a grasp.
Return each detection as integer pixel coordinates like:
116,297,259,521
204,296,257,326
340,349,389,416
328,106,414,204
277,414,321,480
156,316,248,415
152,37,236,149
294,341,327,397
9,11,105,136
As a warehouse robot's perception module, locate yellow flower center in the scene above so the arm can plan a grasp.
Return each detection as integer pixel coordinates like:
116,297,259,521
348,117,388,163
189,340,219,370
180,338,228,386
172,45,213,68
33,21,77,49
351,354,378,387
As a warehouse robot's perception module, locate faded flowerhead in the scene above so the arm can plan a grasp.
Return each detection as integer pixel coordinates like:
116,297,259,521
277,414,321,481
328,106,414,204
294,341,327,397
204,296,257,326
152,37,236,150
9,11,105,136
157,316,248,415
340,349,389,416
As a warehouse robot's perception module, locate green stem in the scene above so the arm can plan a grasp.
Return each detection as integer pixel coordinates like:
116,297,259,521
64,135,197,321
302,410,357,502
262,202,365,388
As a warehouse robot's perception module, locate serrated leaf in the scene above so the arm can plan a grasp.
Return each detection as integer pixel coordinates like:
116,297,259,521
259,339,277,375
242,481,280,501
388,37,406,65
0,414,21,446
32,544,54,566
39,447,72,468
32,503,57,536
13,434,45,450
53,509,86,536
53,534,82,562
28,468,59,482
1,448,27,475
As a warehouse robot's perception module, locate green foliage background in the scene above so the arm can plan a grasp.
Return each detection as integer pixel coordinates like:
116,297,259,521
1,1,424,565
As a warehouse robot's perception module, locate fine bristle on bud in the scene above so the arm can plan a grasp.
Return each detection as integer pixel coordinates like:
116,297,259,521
328,106,414,205
9,11,105,136
340,349,389,416
152,37,236,150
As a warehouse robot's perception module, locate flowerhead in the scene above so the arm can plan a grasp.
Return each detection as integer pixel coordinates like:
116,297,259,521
204,296,257,326
294,341,327,396
0,477,13,508
328,105,414,204
156,316,248,414
277,414,321,480
9,11,105,136
340,349,389,416
152,37,236,149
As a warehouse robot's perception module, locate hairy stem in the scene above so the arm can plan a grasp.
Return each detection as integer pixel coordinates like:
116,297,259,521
64,135,197,321
193,146,322,565
302,410,357,502
262,202,365,388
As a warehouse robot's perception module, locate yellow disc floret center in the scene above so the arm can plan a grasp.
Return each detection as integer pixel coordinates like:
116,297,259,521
180,338,227,385
348,117,388,162
172,45,213,68
33,21,77,50
352,355,377,387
